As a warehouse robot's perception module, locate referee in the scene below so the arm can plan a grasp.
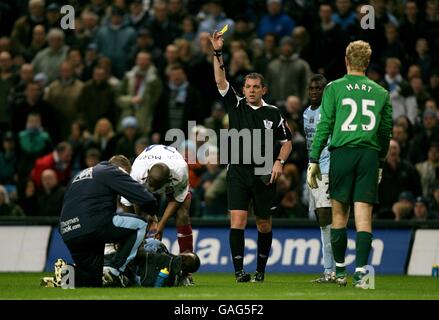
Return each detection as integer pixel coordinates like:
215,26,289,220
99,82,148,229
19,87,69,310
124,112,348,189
209,30,292,282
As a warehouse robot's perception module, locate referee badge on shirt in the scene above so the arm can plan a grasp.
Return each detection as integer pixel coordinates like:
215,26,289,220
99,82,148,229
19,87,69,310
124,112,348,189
263,119,273,129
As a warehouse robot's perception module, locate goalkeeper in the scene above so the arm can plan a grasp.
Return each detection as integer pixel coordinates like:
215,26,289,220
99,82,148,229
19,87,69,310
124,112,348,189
307,40,392,288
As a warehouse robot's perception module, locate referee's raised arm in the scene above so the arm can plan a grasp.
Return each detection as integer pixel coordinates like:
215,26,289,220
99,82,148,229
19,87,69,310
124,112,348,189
209,30,228,91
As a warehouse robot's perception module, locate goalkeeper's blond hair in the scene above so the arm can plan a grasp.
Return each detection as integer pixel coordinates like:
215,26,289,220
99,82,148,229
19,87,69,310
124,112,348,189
345,40,372,72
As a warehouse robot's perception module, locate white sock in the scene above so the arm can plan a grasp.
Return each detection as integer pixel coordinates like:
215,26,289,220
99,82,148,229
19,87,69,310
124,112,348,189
321,224,335,274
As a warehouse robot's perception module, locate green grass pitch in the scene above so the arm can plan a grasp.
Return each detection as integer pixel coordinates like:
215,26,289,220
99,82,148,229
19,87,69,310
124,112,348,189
1,273,439,300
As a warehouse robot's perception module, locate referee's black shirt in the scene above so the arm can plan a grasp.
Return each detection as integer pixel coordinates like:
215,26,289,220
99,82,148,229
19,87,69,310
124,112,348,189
220,82,292,168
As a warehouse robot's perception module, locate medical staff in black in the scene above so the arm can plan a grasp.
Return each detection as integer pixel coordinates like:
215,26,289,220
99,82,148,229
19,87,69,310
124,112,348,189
60,155,157,287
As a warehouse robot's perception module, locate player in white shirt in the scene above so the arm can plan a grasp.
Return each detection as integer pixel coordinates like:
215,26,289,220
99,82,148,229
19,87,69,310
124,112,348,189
120,144,194,256
304,75,335,283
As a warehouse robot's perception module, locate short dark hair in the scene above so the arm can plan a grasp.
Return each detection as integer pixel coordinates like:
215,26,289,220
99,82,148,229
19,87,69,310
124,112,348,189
244,72,265,87
55,141,72,153
309,74,327,87
148,163,171,189
109,154,132,173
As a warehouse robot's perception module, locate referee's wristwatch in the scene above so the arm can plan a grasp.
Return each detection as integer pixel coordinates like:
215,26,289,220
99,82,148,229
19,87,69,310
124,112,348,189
276,158,285,165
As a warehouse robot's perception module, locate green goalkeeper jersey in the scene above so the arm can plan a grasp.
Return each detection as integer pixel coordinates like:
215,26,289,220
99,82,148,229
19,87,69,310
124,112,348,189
309,74,392,161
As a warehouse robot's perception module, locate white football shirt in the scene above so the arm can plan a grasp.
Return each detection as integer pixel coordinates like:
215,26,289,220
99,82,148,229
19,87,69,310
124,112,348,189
120,145,189,206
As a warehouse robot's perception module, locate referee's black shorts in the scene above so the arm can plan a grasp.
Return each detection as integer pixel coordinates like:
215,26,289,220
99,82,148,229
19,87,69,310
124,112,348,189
226,164,277,217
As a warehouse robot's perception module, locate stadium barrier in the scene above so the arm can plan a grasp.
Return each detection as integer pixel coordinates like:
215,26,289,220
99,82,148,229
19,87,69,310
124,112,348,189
1,217,438,274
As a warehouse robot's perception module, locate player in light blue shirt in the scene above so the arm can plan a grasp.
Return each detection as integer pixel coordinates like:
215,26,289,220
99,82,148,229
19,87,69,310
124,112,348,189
303,74,335,283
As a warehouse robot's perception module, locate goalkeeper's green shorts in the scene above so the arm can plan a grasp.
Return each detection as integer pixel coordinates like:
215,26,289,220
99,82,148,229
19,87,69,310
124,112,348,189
329,147,379,204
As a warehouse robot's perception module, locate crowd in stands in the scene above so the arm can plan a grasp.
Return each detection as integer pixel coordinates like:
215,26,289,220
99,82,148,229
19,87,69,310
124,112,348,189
0,0,438,222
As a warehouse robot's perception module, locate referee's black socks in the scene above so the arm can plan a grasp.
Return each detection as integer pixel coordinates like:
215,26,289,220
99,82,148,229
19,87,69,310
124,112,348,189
257,231,272,273
230,228,245,272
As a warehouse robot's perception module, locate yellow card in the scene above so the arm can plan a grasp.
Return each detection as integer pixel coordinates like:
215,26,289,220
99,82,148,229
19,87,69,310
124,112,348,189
219,24,229,34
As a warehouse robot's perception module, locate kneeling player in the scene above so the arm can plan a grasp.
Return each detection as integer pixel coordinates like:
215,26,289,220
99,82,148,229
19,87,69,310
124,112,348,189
120,144,194,283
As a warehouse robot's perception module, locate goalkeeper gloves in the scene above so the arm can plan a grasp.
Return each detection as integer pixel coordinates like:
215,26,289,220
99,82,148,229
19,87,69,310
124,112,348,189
307,162,321,189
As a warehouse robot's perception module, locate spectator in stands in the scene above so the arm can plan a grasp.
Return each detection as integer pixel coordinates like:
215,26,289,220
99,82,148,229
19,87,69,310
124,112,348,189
81,43,99,82
7,63,34,108
0,184,24,217
95,6,137,79
135,137,149,157
17,112,52,182
17,178,37,216
204,168,228,217
0,131,17,185
11,0,46,54
230,15,256,49
117,51,163,134
413,196,438,221
399,1,426,62
67,48,85,81
332,0,357,31
384,57,417,124
197,0,234,41
77,66,117,132
416,143,439,198
428,69,439,105
408,109,439,164
68,119,92,174
291,26,312,64
414,38,432,83
36,168,65,216
157,43,182,80
410,77,432,118
257,0,295,39
23,24,46,62
32,28,69,84
31,141,72,189
147,0,181,51
44,61,84,141
168,0,188,26
115,116,140,162
11,82,55,139
228,49,254,90
181,15,198,45
186,32,217,120
83,0,107,22
377,140,422,219
45,3,62,31
84,148,101,168
266,36,311,105
392,124,410,160
392,191,415,221
128,0,149,31
153,64,201,139
381,23,407,67
88,118,117,161
174,39,195,66
0,51,17,133
75,11,99,53
128,29,162,70
203,101,226,148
